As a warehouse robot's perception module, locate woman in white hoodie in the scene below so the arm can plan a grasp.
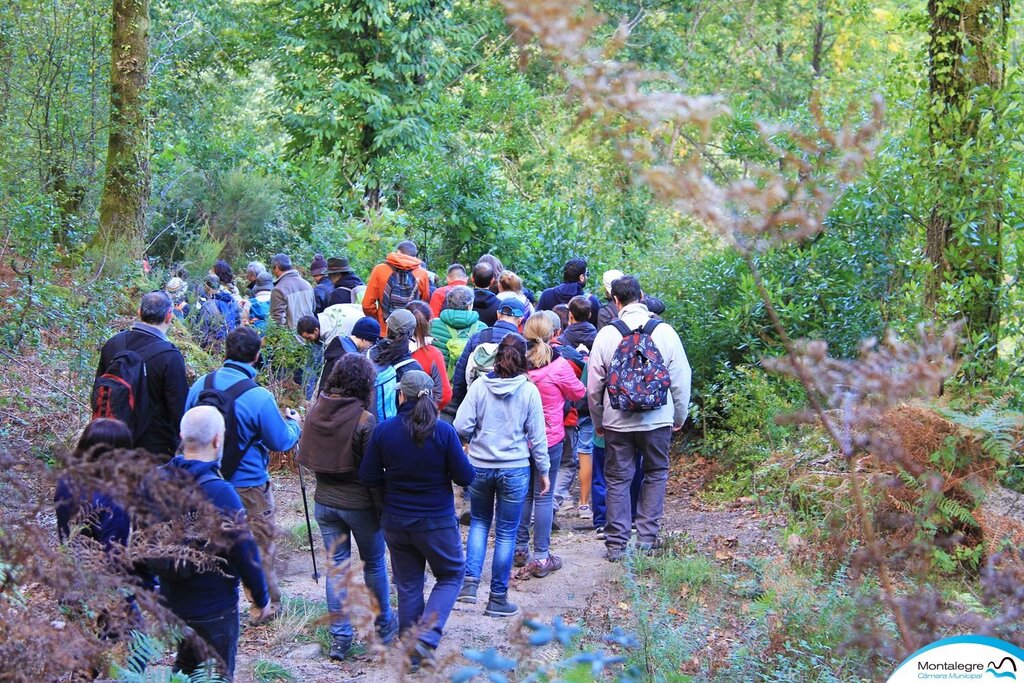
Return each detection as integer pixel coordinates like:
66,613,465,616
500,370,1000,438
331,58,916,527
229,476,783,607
453,335,548,618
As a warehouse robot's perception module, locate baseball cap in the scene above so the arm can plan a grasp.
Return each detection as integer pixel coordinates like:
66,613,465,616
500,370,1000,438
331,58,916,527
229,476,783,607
497,299,526,318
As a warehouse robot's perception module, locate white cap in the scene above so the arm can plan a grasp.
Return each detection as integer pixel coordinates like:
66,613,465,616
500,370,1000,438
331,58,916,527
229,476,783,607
602,269,625,294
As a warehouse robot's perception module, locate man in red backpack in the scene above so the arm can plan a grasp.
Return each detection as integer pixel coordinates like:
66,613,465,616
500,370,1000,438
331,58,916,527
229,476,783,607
586,275,690,563
362,240,430,333
93,291,189,458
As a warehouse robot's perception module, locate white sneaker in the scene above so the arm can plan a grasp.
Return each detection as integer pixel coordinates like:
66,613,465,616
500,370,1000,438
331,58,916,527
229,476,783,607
578,504,593,520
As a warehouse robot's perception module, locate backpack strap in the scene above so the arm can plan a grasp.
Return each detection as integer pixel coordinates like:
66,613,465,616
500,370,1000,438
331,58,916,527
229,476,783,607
610,319,631,337
640,319,662,336
394,358,417,372
194,470,223,487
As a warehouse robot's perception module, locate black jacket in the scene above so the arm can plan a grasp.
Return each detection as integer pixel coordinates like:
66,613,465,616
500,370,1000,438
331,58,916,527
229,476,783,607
327,273,365,306
313,279,335,314
95,323,189,457
473,288,501,327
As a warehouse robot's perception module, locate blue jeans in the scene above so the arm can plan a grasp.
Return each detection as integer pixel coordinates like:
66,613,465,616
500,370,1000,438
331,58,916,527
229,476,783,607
314,502,394,641
465,466,531,596
592,445,644,528
174,604,239,680
516,442,563,560
384,524,464,649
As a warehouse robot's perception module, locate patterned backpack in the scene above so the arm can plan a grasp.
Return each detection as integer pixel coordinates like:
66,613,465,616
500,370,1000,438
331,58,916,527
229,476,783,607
606,319,671,412
382,266,416,316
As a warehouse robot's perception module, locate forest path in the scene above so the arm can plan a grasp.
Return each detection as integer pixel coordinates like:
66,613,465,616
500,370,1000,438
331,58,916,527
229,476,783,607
234,456,783,681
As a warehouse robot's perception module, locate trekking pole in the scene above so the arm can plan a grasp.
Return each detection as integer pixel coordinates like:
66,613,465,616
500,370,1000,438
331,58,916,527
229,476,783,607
296,463,320,583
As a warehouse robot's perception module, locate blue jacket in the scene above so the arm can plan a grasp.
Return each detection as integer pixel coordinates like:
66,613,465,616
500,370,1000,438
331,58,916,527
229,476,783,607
54,478,130,550
157,457,269,619
451,320,523,405
185,361,302,488
537,282,601,326
360,402,474,526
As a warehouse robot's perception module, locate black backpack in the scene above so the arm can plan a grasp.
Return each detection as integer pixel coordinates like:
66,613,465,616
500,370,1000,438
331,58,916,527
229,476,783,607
92,333,174,434
195,371,259,480
382,265,416,316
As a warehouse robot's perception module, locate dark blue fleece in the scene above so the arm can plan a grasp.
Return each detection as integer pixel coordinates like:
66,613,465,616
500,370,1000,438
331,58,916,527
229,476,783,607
359,402,474,526
158,456,269,619
54,478,130,550
537,282,601,325
451,320,523,404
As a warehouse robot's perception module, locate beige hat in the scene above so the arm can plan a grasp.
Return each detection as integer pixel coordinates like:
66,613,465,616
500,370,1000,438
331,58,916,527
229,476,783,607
602,269,625,294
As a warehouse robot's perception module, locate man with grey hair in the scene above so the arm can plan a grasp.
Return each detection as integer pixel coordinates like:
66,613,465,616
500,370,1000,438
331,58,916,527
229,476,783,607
160,405,271,680
269,253,315,331
94,291,188,457
430,285,487,378
245,261,266,296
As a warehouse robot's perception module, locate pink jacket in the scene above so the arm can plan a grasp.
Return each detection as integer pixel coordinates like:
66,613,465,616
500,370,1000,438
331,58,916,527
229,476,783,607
527,356,586,448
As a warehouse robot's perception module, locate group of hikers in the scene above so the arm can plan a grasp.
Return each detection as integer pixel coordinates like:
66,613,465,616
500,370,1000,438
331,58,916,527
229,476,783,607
61,241,691,679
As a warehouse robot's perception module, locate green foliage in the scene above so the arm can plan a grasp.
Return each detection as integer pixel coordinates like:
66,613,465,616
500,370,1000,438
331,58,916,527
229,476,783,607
109,630,225,682
252,660,295,683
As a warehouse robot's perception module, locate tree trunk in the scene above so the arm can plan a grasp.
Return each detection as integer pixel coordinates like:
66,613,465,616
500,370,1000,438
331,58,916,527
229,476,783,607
810,0,829,80
93,0,150,260
925,0,1007,378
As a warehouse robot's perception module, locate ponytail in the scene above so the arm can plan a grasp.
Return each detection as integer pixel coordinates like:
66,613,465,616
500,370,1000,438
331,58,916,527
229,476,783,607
404,392,438,447
523,314,554,369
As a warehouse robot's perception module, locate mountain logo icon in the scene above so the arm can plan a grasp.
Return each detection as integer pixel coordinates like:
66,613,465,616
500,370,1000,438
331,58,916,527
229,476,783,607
987,657,1018,680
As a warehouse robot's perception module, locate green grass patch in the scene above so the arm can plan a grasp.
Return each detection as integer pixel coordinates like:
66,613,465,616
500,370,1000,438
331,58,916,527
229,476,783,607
252,660,295,682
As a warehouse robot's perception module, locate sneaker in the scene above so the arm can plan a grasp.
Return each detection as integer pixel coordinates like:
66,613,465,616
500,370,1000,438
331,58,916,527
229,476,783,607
637,537,664,555
529,554,563,578
578,504,593,520
605,547,625,563
484,593,520,618
595,526,606,540
408,640,436,673
456,578,479,604
329,635,353,661
377,614,399,645
513,549,528,568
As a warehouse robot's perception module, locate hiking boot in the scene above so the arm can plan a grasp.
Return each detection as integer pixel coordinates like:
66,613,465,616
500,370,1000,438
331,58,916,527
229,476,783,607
377,614,399,645
637,537,664,556
605,546,626,563
529,554,563,578
329,635,353,661
513,548,528,568
457,578,479,604
484,593,520,618
578,504,593,520
595,526,606,540
408,640,436,673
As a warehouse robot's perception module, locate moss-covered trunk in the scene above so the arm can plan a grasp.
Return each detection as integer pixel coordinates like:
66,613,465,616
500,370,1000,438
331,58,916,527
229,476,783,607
93,0,150,261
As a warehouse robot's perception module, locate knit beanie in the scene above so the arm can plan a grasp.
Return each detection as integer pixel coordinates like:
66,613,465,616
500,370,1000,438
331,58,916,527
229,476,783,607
310,253,328,277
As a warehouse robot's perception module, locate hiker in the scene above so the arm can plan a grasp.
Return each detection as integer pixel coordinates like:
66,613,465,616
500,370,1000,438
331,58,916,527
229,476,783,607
470,262,501,327
318,316,381,395
406,301,452,411
428,263,468,318
515,313,585,578
244,261,267,296
360,370,473,670
453,336,548,617
211,260,245,309
476,254,505,295
309,254,334,314
430,285,486,374
157,406,272,680
496,270,534,321
183,326,303,615
326,257,365,306
562,295,598,351
366,309,425,421
164,277,190,320
587,275,691,562
451,298,527,408
269,253,315,331
597,269,667,330
537,258,601,325
297,354,398,661
296,315,327,398
556,296,597,520
94,291,189,458
362,240,430,331
198,274,241,351
55,418,133,549
246,272,274,334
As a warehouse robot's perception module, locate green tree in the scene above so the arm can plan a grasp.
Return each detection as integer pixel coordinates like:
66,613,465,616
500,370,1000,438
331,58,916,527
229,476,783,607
924,0,1009,379
274,0,467,210
93,0,151,260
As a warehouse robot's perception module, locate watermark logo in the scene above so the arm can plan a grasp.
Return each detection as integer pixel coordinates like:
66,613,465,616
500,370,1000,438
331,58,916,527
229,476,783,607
887,636,1023,682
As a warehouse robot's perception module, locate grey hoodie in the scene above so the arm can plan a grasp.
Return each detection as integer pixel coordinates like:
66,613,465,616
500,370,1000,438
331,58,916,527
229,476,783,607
453,374,549,473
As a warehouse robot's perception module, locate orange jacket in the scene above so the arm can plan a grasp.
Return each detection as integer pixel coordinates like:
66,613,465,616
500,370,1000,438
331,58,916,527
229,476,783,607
362,252,431,332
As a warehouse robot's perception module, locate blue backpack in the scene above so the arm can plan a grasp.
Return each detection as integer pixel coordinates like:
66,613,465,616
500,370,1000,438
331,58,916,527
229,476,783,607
248,298,270,335
369,357,418,422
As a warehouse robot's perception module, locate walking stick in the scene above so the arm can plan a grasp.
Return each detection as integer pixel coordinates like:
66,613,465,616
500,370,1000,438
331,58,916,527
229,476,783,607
296,463,320,583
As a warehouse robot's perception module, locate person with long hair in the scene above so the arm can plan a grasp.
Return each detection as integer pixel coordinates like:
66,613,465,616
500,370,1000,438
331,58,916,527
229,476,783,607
496,270,535,322
405,300,452,411
453,336,549,617
515,314,585,577
55,418,134,547
297,354,398,661
360,370,473,671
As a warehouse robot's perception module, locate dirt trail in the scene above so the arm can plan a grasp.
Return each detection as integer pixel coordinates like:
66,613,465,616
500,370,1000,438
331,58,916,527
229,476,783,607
234,459,782,681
